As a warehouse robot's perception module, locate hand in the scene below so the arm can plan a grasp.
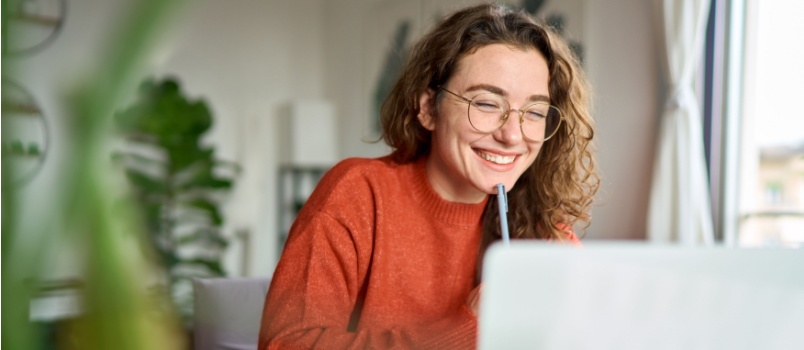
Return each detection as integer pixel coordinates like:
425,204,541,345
466,284,482,316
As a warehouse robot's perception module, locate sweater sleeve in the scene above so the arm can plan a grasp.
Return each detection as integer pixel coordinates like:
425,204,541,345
259,205,477,349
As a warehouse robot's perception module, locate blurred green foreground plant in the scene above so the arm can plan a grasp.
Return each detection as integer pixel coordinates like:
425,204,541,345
2,0,190,349
114,78,236,323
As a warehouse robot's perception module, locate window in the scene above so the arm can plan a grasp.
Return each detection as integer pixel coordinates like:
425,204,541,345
709,0,804,248
763,182,782,206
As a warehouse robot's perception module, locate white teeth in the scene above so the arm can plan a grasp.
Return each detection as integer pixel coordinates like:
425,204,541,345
477,151,515,165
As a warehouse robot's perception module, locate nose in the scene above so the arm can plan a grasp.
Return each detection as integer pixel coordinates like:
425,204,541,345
493,109,523,144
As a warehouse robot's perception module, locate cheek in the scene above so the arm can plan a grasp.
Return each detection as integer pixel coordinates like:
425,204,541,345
532,143,543,155
437,115,471,142
526,144,544,163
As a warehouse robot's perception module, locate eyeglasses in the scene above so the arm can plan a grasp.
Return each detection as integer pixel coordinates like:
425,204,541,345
440,88,562,142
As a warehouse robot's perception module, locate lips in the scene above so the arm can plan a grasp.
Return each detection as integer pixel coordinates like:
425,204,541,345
475,149,517,165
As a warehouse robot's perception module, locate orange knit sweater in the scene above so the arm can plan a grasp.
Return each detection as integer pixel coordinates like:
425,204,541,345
259,156,577,349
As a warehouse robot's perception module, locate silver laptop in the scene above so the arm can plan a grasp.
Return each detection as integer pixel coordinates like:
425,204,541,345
478,242,804,350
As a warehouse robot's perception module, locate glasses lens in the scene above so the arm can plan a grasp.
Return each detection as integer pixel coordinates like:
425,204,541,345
467,93,507,133
521,103,561,141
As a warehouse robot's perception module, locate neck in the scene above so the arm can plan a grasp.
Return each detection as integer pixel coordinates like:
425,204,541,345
424,155,487,204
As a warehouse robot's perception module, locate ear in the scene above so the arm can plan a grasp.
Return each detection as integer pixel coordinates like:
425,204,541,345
417,90,436,131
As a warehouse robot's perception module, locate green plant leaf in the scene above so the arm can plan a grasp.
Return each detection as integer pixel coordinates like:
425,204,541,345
113,151,167,169
125,168,166,193
182,198,223,225
176,229,228,248
178,258,225,276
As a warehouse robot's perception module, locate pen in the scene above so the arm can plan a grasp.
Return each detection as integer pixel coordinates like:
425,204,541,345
496,183,510,246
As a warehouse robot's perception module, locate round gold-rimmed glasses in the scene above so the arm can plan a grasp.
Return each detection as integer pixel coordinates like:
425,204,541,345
440,88,562,142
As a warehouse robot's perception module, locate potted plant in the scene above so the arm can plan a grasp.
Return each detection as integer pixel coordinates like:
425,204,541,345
113,77,238,325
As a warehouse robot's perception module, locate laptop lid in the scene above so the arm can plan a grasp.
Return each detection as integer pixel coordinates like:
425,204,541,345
478,242,804,350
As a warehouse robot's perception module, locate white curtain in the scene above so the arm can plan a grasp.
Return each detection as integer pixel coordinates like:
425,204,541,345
647,0,714,245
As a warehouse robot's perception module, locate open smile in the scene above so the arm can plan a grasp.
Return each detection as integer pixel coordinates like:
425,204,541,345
474,149,518,165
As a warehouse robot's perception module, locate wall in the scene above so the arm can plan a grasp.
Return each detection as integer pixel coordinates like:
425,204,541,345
11,0,328,280
9,0,147,283
13,0,659,282
153,0,328,278
583,0,659,239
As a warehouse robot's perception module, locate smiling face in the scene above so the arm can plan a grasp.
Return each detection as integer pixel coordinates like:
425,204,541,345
418,43,551,203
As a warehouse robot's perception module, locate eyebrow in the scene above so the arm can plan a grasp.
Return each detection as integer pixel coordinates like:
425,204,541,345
464,84,551,103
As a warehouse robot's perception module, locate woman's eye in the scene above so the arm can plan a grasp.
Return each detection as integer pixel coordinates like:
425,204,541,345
473,101,500,109
526,110,547,119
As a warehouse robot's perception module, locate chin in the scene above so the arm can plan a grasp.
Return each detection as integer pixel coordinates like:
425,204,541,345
478,180,513,195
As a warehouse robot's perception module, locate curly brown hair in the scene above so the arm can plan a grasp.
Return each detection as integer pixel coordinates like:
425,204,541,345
380,3,599,250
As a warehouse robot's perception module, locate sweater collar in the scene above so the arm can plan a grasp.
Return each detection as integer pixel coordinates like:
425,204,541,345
408,157,488,226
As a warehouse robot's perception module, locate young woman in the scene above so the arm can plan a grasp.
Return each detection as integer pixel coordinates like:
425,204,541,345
259,3,598,349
